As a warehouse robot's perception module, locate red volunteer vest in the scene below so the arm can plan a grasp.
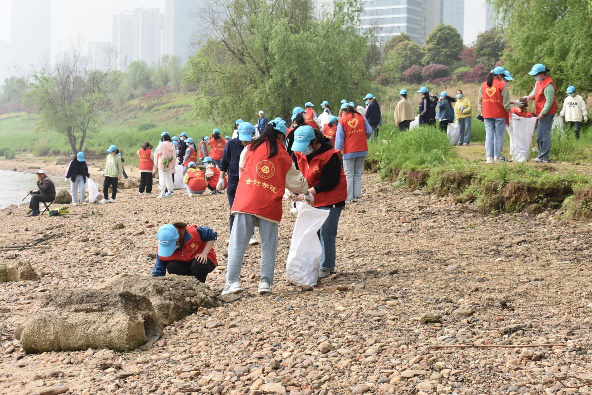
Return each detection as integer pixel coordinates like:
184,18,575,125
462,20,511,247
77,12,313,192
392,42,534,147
199,141,208,160
138,148,153,171
481,78,507,119
208,136,226,161
295,149,347,208
511,107,534,118
187,169,207,191
231,140,293,222
158,225,217,266
183,145,197,167
207,167,228,190
322,124,337,147
339,112,368,155
534,76,558,115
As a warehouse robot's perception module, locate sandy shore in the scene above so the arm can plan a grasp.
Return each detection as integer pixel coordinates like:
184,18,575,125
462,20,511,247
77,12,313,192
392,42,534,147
1,173,592,394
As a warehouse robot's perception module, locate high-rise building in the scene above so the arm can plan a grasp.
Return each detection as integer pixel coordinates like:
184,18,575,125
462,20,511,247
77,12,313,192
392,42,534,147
163,0,204,64
88,42,113,72
442,0,464,37
424,0,443,39
10,0,52,70
360,0,425,43
112,11,134,71
112,8,163,71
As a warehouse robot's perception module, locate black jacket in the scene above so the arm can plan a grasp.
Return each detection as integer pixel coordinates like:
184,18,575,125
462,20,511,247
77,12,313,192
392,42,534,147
365,100,382,127
65,159,90,183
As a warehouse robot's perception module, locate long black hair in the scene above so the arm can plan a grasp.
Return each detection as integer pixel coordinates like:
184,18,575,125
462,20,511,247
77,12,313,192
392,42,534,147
443,95,457,103
250,123,284,158
161,134,172,142
294,112,306,127
486,72,495,87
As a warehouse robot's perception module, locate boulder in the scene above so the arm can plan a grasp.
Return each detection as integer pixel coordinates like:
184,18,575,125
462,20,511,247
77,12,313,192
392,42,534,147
119,178,139,189
53,190,72,204
20,275,216,353
0,262,39,282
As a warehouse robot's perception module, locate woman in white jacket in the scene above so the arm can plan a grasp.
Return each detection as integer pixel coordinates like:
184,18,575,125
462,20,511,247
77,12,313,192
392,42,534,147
560,86,588,139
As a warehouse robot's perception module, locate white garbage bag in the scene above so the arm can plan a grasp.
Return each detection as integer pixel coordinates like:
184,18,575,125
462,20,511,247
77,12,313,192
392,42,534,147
86,178,100,203
510,116,537,162
506,122,515,158
553,115,564,131
285,202,330,287
173,164,184,189
410,116,420,130
446,123,460,145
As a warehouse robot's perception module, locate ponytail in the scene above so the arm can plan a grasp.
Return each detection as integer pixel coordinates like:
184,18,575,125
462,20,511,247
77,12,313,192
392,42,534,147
250,123,281,158
486,73,494,87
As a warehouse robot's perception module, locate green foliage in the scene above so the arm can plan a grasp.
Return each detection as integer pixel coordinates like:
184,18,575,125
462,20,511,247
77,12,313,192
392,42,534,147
187,0,371,123
151,56,185,91
471,117,486,142
549,127,588,161
0,148,5,156
453,66,472,76
383,33,412,54
473,28,505,69
126,60,154,95
33,142,51,157
423,25,464,67
138,123,157,131
383,41,424,81
4,150,15,159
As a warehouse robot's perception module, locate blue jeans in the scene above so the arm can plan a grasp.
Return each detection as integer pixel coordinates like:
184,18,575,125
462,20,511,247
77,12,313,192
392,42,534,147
343,156,365,201
319,206,343,272
226,213,279,285
213,160,221,167
484,118,506,158
458,117,472,144
70,175,85,203
537,114,554,161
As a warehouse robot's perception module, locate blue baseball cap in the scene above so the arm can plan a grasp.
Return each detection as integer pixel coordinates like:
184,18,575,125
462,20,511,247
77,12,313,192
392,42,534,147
180,132,188,138
186,138,194,144
188,161,197,167
213,128,220,134
329,116,339,124
238,122,255,141
321,100,329,107
156,224,179,258
491,66,506,75
417,87,428,93
440,91,448,97
567,86,576,94
271,118,287,135
172,136,179,141
400,89,408,95
77,152,85,162
204,136,209,142
504,70,514,81
340,99,347,104
292,125,316,153
107,145,117,153
225,135,231,139
202,157,212,163
235,119,243,125
340,102,349,110
305,102,314,107
529,63,547,76
291,106,305,121
364,93,374,100
348,101,355,107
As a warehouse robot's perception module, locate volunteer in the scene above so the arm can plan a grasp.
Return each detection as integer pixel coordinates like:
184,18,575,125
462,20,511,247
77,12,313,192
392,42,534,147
522,64,557,163
478,66,511,163
208,128,226,167
219,122,254,231
303,102,319,128
560,86,588,139
177,132,189,165
417,87,437,126
335,102,372,203
183,138,198,174
198,136,209,161
65,151,90,205
138,142,154,194
437,91,456,131
393,89,415,131
222,119,308,296
154,132,176,198
363,93,382,140
203,157,225,194
232,119,243,139
318,100,332,129
338,99,348,117
257,111,268,136
322,116,339,146
102,144,122,204
292,125,347,280
27,170,56,217
287,107,308,154
183,161,207,196
454,90,472,145
152,223,218,283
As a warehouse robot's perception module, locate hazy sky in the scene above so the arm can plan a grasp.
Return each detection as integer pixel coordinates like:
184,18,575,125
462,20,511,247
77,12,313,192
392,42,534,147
464,0,488,45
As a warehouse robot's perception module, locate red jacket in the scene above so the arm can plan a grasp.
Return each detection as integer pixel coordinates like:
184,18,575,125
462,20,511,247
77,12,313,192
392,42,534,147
534,76,558,115
208,136,226,161
294,149,347,208
158,225,217,266
481,78,507,119
339,112,368,155
207,166,228,190
322,124,337,147
183,145,197,167
304,108,317,128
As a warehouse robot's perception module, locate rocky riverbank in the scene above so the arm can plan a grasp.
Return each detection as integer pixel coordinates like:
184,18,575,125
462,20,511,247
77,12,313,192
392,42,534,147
1,173,592,394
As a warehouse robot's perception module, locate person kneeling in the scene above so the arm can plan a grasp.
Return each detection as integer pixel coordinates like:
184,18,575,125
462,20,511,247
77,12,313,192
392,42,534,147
183,161,207,196
203,156,227,195
152,223,218,283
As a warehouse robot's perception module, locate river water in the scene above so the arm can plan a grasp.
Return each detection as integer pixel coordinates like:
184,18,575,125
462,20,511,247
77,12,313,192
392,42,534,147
0,170,70,209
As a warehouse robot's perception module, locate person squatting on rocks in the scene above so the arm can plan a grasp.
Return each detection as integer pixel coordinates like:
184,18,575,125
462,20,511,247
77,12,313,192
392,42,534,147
138,142,154,194
152,223,218,283
28,169,56,217
560,85,588,139
65,151,90,205
222,119,309,296
183,161,207,196
203,156,226,194
102,145,122,204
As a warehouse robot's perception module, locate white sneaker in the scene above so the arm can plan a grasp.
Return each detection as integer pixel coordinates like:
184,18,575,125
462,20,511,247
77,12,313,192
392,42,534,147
248,236,259,246
221,282,243,296
157,194,166,199
485,157,494,164
100,199,109,204
258,281,271,294
186,191,192,197
72,202,78,206
166,192,173,197
108,199,115,203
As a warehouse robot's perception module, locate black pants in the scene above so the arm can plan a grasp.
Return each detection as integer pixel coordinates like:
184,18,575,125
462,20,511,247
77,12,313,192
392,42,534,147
29,194,53,211
398,120,411,131
103,176,118,200
139,172,153,193
439,120,450,131
166,258,216,283
567,121,581,139
227,181,238,232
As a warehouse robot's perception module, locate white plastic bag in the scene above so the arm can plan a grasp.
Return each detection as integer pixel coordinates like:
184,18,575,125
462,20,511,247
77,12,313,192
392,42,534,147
410,116,420,130
510,116,537,162
173,164,185,189
285,202,330,287
87,178,100,203
446,123,460,145
506,122,515,158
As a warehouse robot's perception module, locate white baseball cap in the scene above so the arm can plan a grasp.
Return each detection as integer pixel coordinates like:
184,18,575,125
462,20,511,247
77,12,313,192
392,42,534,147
36,169,46,174
258,110,264,115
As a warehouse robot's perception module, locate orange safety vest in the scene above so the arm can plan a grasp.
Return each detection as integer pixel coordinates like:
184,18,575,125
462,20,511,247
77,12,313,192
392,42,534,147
186,168,207,192
183,145,197,167
157,225,217,266
208,136,226,161
138,148,153,171
481,78,507,119
322,124,337,147
511,107,535,118
198,141,208,160
339,112,368,155
207,166,227,190
231,140,293,222
304,108,318,129
295,149,347,208
534,76,558,115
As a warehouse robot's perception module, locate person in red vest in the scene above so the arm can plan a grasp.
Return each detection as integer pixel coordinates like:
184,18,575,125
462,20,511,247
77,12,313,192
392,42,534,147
208,128,226,167
477,66,511,163
222,119,308,296
286,107,307,154
203,156,227,194
151,223,217,283
303,102,320,129
198,137,209,161
322,116,338,147
138,142,154,194
183,138,198,174
522,63,557,163
511,100,535,118
183,162,208,196
335,102,372,203
292,125,347,280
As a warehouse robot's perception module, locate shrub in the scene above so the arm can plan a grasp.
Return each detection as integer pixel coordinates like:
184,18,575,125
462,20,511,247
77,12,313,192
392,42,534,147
375,74,391,86
422,64,449,80
453,66,471,76
4,150,15,159
33,142,51,157
458,64,489,83
401,65,423,83
50,148,61,156
430,76,454,85
138,123,157,131
0,148,6,156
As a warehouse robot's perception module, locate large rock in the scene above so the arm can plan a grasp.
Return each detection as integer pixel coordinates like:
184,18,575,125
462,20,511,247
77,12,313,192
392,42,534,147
0,262,39,282
20,275,216,353
53,190,72,204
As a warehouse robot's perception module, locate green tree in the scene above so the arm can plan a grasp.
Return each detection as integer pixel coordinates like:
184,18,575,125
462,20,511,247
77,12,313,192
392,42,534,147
0,76,29,109
383,33,411,55
126,60,153,95
187,0,370,123
383,41,424,80
423,25,464,67
473,28,504,69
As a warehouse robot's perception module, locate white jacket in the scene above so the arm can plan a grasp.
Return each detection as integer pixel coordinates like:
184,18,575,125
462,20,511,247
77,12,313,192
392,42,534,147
560,94,588,122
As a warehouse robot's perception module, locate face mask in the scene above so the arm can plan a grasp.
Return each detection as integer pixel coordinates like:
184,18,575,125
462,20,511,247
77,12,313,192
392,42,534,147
302,146,313,155
456,94,463,99
570,93,576,97
534,76,544,82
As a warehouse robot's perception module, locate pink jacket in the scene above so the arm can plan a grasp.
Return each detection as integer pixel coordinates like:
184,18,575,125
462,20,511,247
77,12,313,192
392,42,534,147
154,141,176,171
